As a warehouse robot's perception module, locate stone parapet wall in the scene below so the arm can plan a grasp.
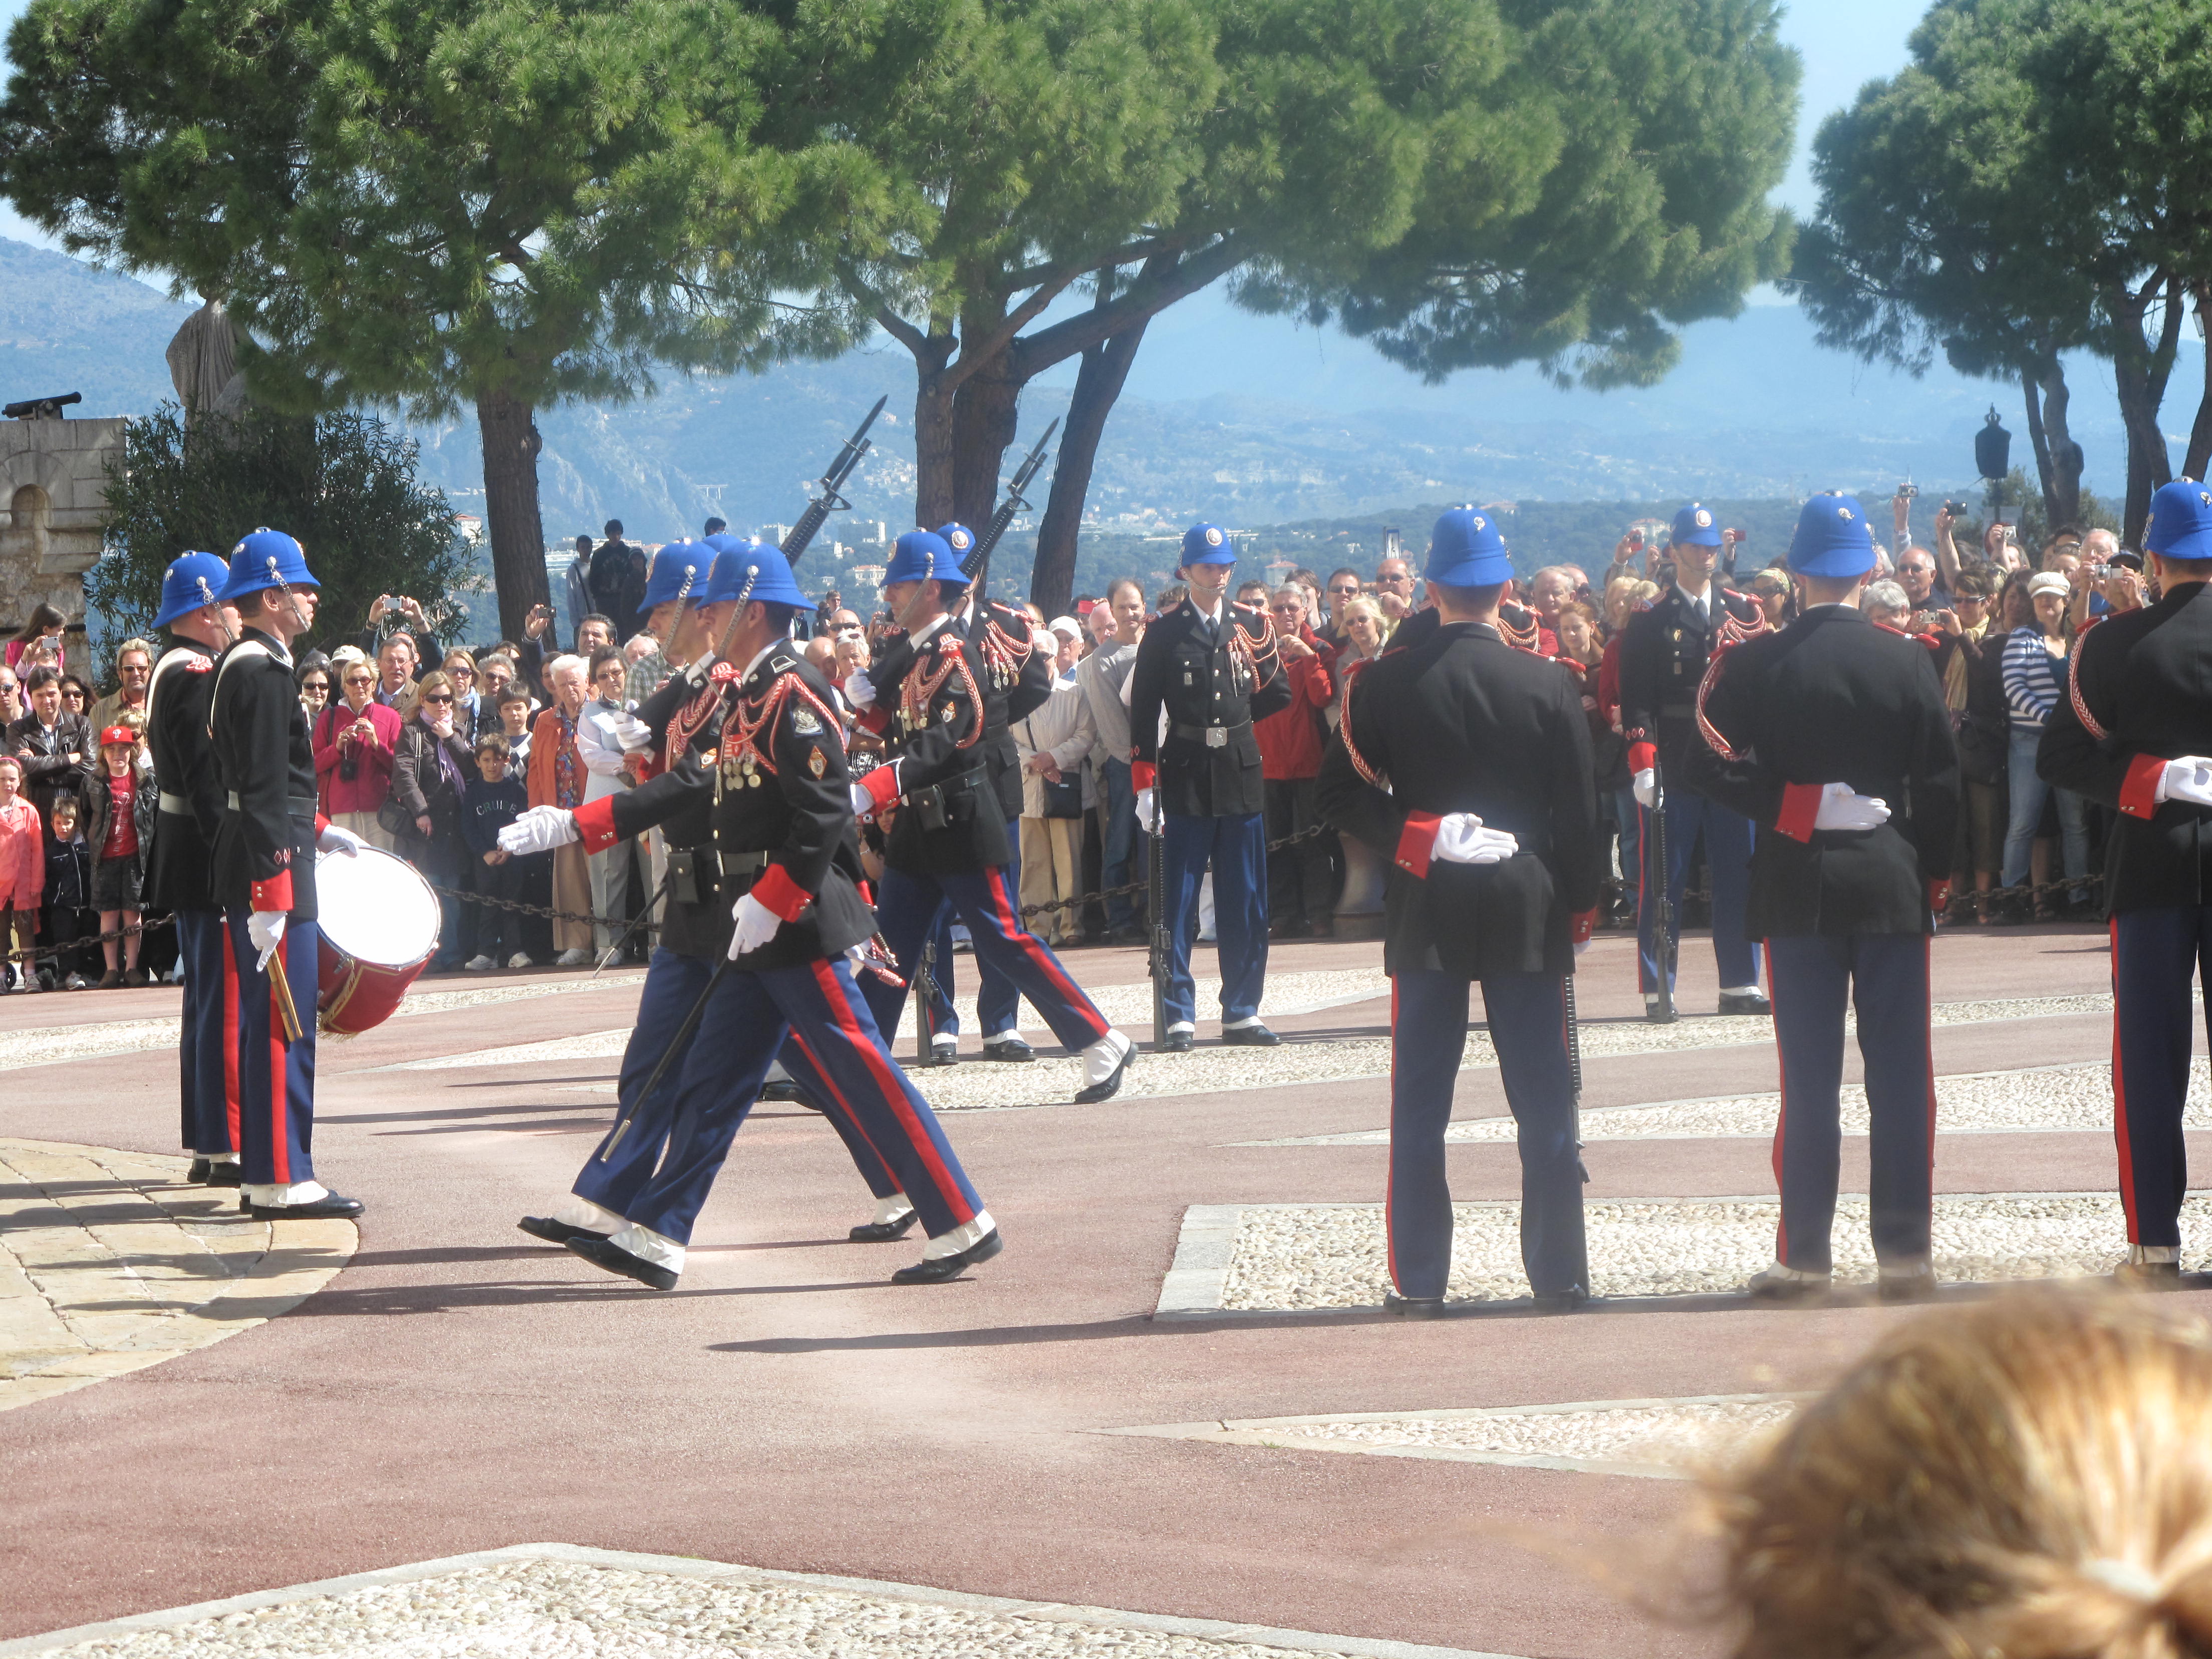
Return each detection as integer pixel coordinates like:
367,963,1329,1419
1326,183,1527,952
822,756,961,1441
0,412,127,637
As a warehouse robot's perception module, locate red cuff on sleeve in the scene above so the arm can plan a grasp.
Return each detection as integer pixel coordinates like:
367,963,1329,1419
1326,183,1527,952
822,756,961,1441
1395,811,1443,879
1570,907,1597,946
250,871,294,913
573,795,621,854
314,812,330,839
1926,877,1952,916
855,704,892,737
1775,781,1823,844
1132,760,1157,791
1627,741,1655,775
862,765,902,811
2120,753,2167,820
750,861,809,923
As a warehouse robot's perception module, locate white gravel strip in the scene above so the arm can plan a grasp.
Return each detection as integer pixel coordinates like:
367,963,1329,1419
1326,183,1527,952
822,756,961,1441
883,965,1393,1045
1251,1059,2212,1146
1211,1194,2212,1309
18,1553,1508,1659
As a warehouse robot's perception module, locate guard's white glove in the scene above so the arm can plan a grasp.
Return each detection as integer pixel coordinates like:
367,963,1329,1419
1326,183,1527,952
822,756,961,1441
1631,768,1658,810
2156,756,2212,808
611,713,654,752
498,805,580,855
247,910,287,973
849,780,879,818
317,822,365,857
1135,787,1159,834
844,669,876,710
728,891,781,959
1811,781,1891,832
1433,812,1518,865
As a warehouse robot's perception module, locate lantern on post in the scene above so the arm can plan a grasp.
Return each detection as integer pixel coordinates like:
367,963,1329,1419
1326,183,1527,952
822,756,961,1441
1976,407,2013,521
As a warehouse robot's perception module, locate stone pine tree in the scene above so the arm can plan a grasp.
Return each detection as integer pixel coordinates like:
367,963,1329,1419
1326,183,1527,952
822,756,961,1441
0,0,843,638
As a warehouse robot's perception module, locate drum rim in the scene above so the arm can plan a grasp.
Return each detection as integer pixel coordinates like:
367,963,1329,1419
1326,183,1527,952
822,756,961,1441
317,843,443,969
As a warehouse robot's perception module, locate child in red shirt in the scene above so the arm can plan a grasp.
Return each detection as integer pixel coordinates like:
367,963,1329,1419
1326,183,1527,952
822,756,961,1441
84,724,155,987
0,753,42,992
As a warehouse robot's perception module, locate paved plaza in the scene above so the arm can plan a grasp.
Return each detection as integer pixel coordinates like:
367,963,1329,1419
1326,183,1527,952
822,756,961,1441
0,924,2190,1657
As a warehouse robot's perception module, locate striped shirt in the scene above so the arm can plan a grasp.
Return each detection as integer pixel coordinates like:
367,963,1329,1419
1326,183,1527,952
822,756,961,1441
2001,626,2068,733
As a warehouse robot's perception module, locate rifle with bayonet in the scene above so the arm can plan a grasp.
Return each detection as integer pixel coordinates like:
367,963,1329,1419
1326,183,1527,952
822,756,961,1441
958,418,1059,595
780,395,887,567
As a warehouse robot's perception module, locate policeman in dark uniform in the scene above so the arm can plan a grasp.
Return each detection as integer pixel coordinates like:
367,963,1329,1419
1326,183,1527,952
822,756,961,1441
516,545,1000,1287
2041,479,2212,1289
144,552,243,1186
1681,493,1959,1301
208,529,367,1220
1127,523,1291,1050
505,541,920,1253
1617,503,1770,1017
851,530,1136,1100
1317,507,1600,1315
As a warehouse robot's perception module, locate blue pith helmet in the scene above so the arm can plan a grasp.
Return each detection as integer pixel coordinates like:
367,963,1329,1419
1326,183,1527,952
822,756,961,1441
2143,479,2212,561
936,522,979,569
153,550,232,628
1786,493,1876,579
1670,502,1724,548
1425,507,1513,587
885,529,962,587
1180,522,1235,567
215,528,319,603
643,539,706,610
703,541,814,611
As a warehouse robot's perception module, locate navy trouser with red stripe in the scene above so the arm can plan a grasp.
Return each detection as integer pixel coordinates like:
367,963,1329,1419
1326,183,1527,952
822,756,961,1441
223,912,319,1187
1636,791,1760,994
177,909,236,1156
1388,969,1586,1299
1161,810,1269,1026
1766,933,1933,1272
864,864,1110,1053
612,953,980,1245
575,948,899,1219
2109,908,2212,1248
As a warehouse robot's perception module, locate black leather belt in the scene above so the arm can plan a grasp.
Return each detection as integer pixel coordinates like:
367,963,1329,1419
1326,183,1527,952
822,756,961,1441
226,791,319,817
1171,719,1252,748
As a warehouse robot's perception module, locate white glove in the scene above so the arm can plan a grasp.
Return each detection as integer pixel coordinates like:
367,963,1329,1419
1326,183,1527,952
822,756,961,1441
247,910,287,973
1810,781,1891,832
611,713,654,752
1135,787,1159,834
1631,768,1657,809
728,891,781,958
849,780,879,818
844,669,876,710
498,805,580,855
2156,756,2212,808
317,822,365,857
1432,812,1518,865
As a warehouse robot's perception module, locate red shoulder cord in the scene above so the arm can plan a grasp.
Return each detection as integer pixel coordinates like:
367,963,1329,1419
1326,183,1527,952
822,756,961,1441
2067,628,2111,742
1338,668,1387,790
666,679,724,759
900,642,986,751
979,607,1033,689
1230,605,1279,691
718,670,848,777
1693,608,1770,765
1497,610,1544,654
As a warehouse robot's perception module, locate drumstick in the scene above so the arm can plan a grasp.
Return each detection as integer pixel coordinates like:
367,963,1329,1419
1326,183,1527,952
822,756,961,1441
268,951,306,1044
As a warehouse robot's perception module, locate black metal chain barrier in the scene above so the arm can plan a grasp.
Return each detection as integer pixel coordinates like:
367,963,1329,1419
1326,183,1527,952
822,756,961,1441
1940,873,2103,920
6,914,176,967
422,880,655,939
1016,822,1333,922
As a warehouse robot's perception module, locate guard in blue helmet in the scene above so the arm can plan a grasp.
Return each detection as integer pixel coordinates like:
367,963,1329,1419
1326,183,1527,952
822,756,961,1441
207,529,368,1220
847,530,1137,1102
1318,506,1601,1315
144,552,243,1184
1616,502,1772,1018
1127,522,1293,1049
1680,493,1959,1302
501,540,999,1284
2043,479,2212,1288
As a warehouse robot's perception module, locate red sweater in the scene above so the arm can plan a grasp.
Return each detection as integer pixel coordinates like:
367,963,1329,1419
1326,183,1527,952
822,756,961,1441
1256,632,1336,781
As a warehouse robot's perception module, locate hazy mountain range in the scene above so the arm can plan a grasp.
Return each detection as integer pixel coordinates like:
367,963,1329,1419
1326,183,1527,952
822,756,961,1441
0,233,2168,549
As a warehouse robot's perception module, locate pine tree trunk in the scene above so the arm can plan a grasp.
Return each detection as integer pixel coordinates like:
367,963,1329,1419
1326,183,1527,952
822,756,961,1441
2111,276,2182,546
950,352,1022,529
477,387,549,641
914,370,956,528
2039,356,2083,530
1030,315,1150,616
2183,286,2212,486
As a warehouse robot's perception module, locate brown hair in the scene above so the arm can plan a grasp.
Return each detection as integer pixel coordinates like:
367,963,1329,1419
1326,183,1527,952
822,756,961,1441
1705,1290,2212,1658
401,670,455,722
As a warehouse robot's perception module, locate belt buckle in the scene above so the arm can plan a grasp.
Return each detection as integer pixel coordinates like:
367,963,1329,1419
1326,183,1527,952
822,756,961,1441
1205,725,1227,748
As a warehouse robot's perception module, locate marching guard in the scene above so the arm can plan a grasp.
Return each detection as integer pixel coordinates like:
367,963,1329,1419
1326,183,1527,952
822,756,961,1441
1681,494,1959,1300
1317,508,1600,1314
208,530,367,1219
1127,523,1291,1050
1618,503,1771,1017
850,530,1136,1099
2040,479,2212,1288
503,543,997,1286
145,551,243,1186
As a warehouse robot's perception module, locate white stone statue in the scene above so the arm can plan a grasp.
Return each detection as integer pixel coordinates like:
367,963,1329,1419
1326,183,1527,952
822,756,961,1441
165,298,250,421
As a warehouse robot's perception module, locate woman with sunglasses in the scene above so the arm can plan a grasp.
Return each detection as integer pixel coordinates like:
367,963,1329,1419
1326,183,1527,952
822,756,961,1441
391,671,476,971
57,674,90,718
313,652,403,849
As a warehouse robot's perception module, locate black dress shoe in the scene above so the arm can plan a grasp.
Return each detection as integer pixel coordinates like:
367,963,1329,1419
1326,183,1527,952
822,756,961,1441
758,1079,808,1102
1876,1266,1938,1303
1531,1284,1591,1313
892,1228,1003,1283
1158,1029,1194,1053
245,1192,365,1221
1221,1023,1280,1047
518,1215,608,1247
849,1209,921,1243
1384,1293,1450,1319
204,1163,242,1188
981,1036,1035,1063
1073,1041,1135,1104
921,1042,960,1068
1717,990,1773,1016
566,1233,678,1290
187,1157,210,1184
